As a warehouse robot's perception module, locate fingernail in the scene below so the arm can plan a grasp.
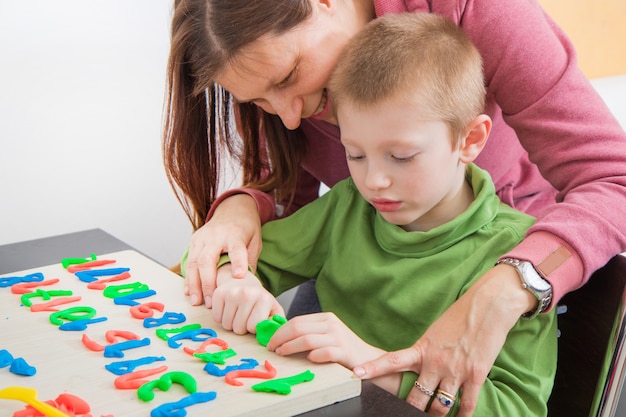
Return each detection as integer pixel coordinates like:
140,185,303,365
353,367,365,377
190,294,199,305
233,267,244,276
204,296,212,308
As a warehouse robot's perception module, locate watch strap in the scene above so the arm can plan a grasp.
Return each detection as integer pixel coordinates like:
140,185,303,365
496,258,552,319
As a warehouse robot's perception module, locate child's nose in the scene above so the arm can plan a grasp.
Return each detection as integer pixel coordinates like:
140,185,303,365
365,164,392,190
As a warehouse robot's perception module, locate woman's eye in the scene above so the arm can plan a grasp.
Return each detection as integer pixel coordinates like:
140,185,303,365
277,69,296,88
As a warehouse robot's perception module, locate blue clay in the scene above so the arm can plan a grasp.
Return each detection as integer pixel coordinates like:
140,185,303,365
9,357,37,376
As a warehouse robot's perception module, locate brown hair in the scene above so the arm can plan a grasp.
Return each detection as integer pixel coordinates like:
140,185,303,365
330,13,485,145
163,0,312,229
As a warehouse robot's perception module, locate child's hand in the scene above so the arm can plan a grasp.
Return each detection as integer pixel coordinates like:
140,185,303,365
212,264,284,334
267,312,385,369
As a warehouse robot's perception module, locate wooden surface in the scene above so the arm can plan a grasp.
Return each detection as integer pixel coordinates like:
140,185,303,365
0,249,361,417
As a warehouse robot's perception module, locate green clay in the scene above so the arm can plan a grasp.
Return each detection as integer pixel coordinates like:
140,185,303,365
21,289,73,307
137,371,197,402
102,282,150,299
155,323,202,341
49,306,96,325
194,348,237,364
255,315,287,347
61,253,97,268
251,370,315,395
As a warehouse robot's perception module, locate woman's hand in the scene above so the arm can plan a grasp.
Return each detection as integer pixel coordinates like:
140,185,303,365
211,264,284,334
353,265,537,417
184,194,262,308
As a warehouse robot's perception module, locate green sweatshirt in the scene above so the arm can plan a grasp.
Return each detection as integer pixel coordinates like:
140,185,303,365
186,164,557,416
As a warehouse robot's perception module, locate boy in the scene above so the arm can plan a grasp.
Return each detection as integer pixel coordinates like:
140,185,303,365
201,13,556,416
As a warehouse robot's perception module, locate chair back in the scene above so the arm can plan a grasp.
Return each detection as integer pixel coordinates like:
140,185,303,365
548,255,626,417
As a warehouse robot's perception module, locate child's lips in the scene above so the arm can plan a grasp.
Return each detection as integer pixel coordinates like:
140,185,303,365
371,199,402,212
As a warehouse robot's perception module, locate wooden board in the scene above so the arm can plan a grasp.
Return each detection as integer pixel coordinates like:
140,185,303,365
0,250,361,416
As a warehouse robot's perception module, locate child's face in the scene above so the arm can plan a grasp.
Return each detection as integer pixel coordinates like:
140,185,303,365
338,99,469,232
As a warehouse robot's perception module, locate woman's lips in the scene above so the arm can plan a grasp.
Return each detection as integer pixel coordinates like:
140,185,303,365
311,89,330,120
371,199,402,212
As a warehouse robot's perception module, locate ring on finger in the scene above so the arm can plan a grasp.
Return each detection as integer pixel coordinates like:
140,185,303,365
435,388,457,407
414,380,435,397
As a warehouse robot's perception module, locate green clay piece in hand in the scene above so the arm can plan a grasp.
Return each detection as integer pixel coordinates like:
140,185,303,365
255,315,287,347
251,370,315,395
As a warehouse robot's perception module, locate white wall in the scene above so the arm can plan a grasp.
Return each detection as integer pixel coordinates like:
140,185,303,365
0,1,192,267
591,75,626,128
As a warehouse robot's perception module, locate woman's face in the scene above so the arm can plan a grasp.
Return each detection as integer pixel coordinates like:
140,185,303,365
215,1,370,130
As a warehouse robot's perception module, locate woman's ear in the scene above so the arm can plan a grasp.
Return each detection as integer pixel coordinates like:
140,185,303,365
459,114,492,164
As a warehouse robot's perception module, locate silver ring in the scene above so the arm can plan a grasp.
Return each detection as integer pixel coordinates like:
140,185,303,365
414,380,435,397
436,389,456,407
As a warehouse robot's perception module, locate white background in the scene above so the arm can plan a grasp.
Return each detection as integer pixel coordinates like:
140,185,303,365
0,1,192,267
0,1,625,270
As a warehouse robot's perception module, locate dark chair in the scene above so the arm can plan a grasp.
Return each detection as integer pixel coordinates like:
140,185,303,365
548,255,626,417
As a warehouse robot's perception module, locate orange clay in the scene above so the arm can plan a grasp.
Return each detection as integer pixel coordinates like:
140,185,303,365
86,271,132,290
67,259,116,273
129,302,165,319
114,365,169,389
54,393,91,414
183,337,229,356
224,360,277,386
30,296,82,312
105,330,140,343
11,278,61,294
81,334,105,352
82,331,140,352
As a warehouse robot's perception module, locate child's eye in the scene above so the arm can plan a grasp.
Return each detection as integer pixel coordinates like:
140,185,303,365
391,154,415,163
346,154,365,161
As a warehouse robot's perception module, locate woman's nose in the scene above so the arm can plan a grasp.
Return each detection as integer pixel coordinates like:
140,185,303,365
273,95,303,130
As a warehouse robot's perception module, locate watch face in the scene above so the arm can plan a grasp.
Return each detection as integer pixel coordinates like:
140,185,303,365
520,262,551,292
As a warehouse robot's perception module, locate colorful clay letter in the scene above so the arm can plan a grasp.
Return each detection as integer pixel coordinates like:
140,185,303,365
137,371,197,402
150,391,217,417
251,370,315,395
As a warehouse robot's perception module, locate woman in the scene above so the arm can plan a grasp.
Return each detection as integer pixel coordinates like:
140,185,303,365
163,0,626,415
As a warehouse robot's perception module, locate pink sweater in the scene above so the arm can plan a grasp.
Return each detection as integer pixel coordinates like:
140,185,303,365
210,0,626,306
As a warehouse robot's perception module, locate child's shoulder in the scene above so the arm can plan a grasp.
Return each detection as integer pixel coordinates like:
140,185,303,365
325,177,364,203
493,201,536,238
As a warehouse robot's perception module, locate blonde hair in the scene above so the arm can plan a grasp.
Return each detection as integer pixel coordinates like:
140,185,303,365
330,13,485,145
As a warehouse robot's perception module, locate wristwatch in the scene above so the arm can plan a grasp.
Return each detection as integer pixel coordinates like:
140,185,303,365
496,258,553,319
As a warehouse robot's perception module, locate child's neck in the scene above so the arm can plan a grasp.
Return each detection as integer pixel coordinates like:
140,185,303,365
403,179,475,233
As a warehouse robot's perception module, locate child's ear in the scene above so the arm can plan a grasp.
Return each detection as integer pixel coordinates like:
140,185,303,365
458,114,491,164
